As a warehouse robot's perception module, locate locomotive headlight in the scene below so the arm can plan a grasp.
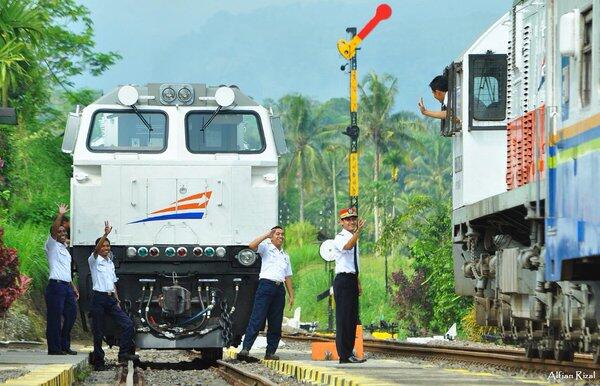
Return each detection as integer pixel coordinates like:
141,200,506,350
177,247,187,257
215,246,226,258
165,247,176,257
149,247,160,257
177,87,192,103
236,249,257,266
127,247,137,257
138,247,148,257
161,87,176,103
204,247,215,257
193,247,203,257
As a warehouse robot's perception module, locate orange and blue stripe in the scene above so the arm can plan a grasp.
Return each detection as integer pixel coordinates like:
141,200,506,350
130,191,212,224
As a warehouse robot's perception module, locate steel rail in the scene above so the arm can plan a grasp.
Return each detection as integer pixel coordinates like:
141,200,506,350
282,334,599,373
115,360,145,386
215,360,279,386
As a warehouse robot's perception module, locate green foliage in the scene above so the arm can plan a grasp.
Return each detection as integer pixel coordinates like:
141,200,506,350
284,222,318,250
0,0,120,121
6,128,70,224
1,221,48,290
380,195,471,333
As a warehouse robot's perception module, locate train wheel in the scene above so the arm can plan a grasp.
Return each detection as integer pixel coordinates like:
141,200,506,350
554,348,574,362
525,345,539,359
539,349,553,359
201,347,223,363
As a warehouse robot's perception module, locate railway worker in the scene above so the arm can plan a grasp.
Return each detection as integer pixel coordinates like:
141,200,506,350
238,226,294,360
45,203,79,356
89,221,138,370
333,207,366,364
418,75,448,120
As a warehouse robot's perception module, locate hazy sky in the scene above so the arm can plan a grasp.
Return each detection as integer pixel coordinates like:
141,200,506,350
73,0,513,112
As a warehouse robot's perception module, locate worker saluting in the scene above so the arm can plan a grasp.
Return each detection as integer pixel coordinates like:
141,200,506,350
333,207,366,364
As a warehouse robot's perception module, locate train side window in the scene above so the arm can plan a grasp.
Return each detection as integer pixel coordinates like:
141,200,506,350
468,54,507,128
581,9,592,107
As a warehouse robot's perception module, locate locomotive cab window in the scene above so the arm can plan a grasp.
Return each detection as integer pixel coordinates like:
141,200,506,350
88,111,167,152
186,111,265,153
581,8,592,107
468,54,507,128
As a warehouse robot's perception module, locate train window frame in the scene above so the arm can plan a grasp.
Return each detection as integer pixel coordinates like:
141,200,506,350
86,109,169,154
184,110,266,154
468,54,508,130
442,61,463,137
580,8,592,108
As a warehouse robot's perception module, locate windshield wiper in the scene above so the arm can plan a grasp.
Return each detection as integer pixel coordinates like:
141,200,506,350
201,106,223,131
131,105,153,132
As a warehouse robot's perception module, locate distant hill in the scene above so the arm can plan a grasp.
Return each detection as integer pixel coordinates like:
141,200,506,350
74,0,511,112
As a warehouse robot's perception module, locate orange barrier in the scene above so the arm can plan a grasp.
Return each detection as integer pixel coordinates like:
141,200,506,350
311,325,364,360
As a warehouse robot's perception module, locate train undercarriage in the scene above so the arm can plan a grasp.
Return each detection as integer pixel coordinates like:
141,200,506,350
453,183,600,363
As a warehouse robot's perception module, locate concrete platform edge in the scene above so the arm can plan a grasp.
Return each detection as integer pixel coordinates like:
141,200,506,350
3,355,89,386
262,359,396,386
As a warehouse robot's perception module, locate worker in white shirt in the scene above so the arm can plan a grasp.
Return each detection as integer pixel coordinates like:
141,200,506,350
45,203,79,355
238,226,294,360
333,207,366,364
88,221,138,370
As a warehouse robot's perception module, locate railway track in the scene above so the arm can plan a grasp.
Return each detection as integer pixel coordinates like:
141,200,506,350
113,358,278,386
282,333,599,373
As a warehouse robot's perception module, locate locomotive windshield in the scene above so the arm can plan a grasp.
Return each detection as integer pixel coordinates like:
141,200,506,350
186,111,265,153
88,111,167,152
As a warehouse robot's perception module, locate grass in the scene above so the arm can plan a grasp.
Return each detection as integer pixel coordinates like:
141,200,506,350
2,221,49,291
285,243,410,331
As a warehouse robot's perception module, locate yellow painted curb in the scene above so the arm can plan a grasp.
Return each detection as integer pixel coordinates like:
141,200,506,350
262,359,396,386
4,364,75,386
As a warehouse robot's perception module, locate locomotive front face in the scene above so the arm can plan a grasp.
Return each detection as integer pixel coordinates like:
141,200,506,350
65,84,285,351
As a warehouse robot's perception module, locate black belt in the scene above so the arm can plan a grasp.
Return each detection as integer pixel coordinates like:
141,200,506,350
337,272,357,276
49,279,71,285
93,290,115,296
260,278,283,286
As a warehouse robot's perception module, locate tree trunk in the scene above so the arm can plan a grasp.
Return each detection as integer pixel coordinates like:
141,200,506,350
298,164,305,222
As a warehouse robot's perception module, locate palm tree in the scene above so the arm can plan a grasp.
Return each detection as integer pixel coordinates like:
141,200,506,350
277,94,327,222
0,0,44,107
403,125,452,202
359,72,398,241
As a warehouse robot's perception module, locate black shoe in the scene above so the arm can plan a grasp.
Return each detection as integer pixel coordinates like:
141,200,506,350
264,353,280,360
118,353,140,362
339,355,366,364
93,363,107,371
64,349,78,355
48,351,67,355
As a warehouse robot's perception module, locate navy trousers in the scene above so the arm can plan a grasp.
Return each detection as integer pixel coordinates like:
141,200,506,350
90,291,134,363
45,280,77,354
334,273,359,360
242,279,285,355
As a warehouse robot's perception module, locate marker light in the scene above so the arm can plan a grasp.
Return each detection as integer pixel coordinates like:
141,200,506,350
178,87,192,103
236,249,257,266
193,247,203,257
149,247,160,257
177,247,188,257
165,247,176,257
204,247,215,257
138,247,148,257
161,87,176,103
127,247,137,257
215,246,226,258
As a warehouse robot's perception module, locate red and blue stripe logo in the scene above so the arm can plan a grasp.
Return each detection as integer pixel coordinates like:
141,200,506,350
130,191,212,224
